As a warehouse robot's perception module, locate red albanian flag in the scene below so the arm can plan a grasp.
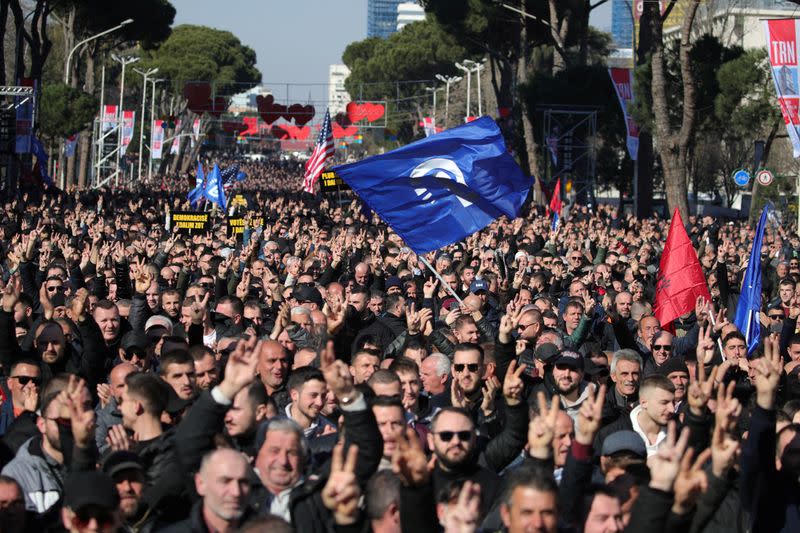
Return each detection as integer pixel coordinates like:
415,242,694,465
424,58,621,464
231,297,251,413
653,208,711,330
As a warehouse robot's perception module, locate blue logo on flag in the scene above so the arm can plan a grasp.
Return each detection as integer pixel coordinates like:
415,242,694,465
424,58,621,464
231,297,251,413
333,116,531,254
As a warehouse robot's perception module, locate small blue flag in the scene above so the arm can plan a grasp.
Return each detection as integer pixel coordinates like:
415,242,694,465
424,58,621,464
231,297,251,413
734,205,769,357
31,137,55,188
203,163,226,210
333,116,531,254
187,161,205,207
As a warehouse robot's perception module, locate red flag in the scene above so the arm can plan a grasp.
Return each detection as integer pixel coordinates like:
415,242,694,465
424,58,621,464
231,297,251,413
548,179,562,217
653,208,710,329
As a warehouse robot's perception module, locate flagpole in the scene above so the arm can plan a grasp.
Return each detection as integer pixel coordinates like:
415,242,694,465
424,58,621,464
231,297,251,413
419,255,464,305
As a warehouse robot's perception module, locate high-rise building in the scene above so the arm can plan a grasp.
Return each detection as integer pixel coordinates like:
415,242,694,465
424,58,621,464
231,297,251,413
611,0,634,49
368,0,403,38
328,65,351,115
397,2,425,31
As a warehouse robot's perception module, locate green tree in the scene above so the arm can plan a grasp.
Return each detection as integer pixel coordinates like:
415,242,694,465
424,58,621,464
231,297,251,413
38,83,97,139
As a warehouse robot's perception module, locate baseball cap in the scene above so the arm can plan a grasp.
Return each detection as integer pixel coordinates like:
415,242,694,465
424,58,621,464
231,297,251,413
553,349,584,371
470,279,489,294
145,315,173,335
101,450,144,478
385,276,402,291
121,331,150,353
601,430,647,458
441,297,460,312
292,285,324,307
50,292,66,308
64,471,120,510
534,343,561,364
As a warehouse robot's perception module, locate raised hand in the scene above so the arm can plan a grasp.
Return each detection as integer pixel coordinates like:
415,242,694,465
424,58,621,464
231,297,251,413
189,292,210,325
714,380,741,434
753,333,783,410
406,303,422,336
1,275,21,313
451,379,467,409
321,342,356,401
322,441,361,525
97,383,112,409
710,414,740,479
647,422,690,492
106,425,132,452
391,427,430,487
695,324,716,365
418,308,434,336
480,376,501,418
70,288,89,323
499,305,523,344
686,357,718,416
134,267,153,295
218,336,260,400
65,376,95,449
324,293,346,335
672,446,712,515
503,360,526,407
575,384,606,445
528,392,560,459
442,481,481,533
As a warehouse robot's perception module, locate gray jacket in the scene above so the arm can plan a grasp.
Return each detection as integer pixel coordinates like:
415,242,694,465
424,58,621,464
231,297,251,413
95,397,122,454
1,437,64,513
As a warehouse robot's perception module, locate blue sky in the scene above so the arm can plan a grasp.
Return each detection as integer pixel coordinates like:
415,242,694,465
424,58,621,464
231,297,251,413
171,0,612,104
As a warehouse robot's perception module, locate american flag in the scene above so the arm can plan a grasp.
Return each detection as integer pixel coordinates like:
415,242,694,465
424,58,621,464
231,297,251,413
221,164,240,193
303,109,334,193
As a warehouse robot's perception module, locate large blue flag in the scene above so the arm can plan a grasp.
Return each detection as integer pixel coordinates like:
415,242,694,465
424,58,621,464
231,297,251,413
31,136,55,188
187,161,205,207
734,205,769,357
203,163,226,210
333,116,531,254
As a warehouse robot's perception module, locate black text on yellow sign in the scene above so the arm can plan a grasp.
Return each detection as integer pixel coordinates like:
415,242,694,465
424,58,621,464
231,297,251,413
171,211,211,234
227,217,264,238
320,171,351,193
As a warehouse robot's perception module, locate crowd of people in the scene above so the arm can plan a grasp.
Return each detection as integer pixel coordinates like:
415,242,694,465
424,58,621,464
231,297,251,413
0,163,798,533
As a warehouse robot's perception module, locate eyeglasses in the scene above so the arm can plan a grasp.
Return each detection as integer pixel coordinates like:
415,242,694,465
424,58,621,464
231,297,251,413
453,363,480,373
11,376,41,386
769,314,784,320
434,430,472,442
652,344,672,352
518,323,535,330
46,286,62,292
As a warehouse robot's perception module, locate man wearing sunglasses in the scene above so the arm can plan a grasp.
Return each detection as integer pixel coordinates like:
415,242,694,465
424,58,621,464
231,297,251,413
0,359,41,436
449,343,486,418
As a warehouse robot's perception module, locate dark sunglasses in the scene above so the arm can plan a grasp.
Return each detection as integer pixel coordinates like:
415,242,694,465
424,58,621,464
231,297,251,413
435,430,472,442
11,376,41,386
769,314,784,320
46,286,62,292
453,363,480,373
652,344,672,352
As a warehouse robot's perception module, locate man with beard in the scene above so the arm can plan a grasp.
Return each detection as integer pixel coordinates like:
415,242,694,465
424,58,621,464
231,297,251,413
372,395,407,470
158,351,197,402
160,289,184,336
285,367,336,439
102,451,159,532
550,350,596,426
223,382,271,458
191,347,219,391
448,343,486,421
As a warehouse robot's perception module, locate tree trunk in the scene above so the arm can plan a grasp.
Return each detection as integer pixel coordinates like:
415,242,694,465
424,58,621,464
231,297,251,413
519,1,541,204
76,51,95,189
0,1,10,85
650,0,700,221
547,0,571,75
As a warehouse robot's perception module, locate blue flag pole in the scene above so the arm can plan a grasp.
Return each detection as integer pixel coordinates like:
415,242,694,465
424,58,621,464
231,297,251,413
734,205,770,357
419,256,463,305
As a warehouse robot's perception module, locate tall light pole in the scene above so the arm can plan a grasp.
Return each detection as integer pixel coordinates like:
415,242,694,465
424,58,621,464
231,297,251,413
148,78,164,181
133,67,158,182
455,62,472,121
425,86,443,128
463,59,486,116
111,54,139,186
64,18,133,84
435,74,461,130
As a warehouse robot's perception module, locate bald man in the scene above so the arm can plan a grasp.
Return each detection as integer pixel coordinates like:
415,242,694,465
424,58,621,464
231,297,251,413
96,362,139,453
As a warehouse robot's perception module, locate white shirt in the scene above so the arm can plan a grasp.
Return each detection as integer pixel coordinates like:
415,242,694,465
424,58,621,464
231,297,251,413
269,488,293,522
629,405,667,457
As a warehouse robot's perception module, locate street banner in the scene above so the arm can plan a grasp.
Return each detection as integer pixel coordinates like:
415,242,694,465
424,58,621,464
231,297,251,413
227,215,264,239
121,111,135,153
15,78,34,153
608,68,639,161
170,120,182,154
319,170,350,193
101,105,118,133
765,19,800,157
151,120,164,159
192,119,201,146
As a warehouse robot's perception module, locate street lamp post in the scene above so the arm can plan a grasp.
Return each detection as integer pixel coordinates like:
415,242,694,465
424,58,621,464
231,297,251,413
133,67,158,182
111,54,139,187
435,74,462,130
425,86,442,128
455,62,472,121
64,18,133,85
463,59,486,116
148,78,164,181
